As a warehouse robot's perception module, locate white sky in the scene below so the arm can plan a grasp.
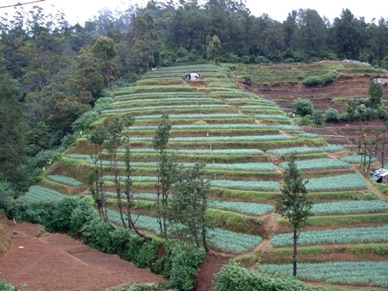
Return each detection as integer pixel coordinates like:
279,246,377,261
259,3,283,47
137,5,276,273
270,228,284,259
1,0,387,24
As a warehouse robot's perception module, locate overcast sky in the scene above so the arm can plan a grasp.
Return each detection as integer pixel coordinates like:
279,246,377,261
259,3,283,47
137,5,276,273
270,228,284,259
1,0,387,24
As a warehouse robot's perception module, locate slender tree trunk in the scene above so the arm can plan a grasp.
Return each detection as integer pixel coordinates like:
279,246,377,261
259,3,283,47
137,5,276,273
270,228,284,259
201,222,208,252
293,227,298,277
112,147,126,228
382,132,386,168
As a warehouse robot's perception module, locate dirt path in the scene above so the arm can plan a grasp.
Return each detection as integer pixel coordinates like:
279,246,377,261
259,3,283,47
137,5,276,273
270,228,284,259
0,223,165,291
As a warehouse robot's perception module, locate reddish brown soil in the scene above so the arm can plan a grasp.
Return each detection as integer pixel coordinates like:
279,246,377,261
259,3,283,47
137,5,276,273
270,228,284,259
0,222,165,291
240,75,388,162
195,251,232,291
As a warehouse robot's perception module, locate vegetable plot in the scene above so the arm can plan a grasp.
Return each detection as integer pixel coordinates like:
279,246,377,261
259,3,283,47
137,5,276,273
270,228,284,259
306,173,368,191
260,261,388,287
272,226,388,246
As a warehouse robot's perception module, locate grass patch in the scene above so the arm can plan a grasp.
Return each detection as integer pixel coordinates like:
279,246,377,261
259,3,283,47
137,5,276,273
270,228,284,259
207,208,265,236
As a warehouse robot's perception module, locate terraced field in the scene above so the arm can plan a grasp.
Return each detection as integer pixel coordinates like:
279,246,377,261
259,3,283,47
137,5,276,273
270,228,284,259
22,64,388,289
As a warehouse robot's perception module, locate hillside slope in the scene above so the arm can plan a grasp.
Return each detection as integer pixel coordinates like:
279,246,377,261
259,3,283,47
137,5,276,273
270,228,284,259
12,63,388,290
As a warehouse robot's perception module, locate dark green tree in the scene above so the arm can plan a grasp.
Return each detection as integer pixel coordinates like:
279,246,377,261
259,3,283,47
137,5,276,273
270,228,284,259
276,154,313,276
293,98,314,117
207,35,222,61
368,81,383,109
169,163,211,252
0,73,30,194
88,125,109,223
152,114,178,238
295,9,327,58
128,13,159,73
333,9,362,59
91,36,117,91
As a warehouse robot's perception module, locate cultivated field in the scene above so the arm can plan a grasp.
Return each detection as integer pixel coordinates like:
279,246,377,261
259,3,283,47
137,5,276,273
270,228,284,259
18,63,388,289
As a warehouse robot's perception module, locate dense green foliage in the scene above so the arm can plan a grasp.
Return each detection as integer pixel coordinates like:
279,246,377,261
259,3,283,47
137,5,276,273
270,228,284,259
275,154,313,276
212,263,312,291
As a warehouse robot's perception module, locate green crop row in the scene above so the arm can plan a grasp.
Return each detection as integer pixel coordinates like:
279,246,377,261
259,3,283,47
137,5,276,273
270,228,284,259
128,123,301,132
135,113,249,120
107,210,261,254
208,201,275,216
311,200,388,215
130,135,298,143
254,114,288,120
47,175,84,187
18,185,65,203
111,97,221,107
211,180,280,191
279,158,350,171
267,145,345,156
272,226,388,247
306,173,368,191
103,191,273,216
114,148,265,155
84,159,277,173
208,91,257,98
207,82,237,88
134,77,184,86
103,104,233,114
225,97,275,103
340,155,378,163
114,92,206,100
239,105,281,110
102,175,280,192
260,261,388,287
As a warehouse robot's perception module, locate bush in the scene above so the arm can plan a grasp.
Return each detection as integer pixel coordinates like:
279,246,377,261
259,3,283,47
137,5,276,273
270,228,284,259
72,111,99,132
109,227,135,256
299,115,314,126
312,110,324,125
0,182,17,218
0,280,25,291
45,196,82,232
15,201,56,228
133,239,162,269
324,108,342,122
321,71,338,84
167,242,206,291
212,263,312,291
69,198,99,236
81,217,113,253
303,71,338,86
293,98,314,117
303,76,323,86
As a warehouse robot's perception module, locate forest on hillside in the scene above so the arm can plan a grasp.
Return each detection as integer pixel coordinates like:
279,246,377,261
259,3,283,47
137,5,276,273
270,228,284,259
0,0,388,194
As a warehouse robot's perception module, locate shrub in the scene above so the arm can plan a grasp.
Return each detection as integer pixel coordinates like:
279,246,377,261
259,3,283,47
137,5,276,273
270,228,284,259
0,182,17,218
303,76,323,86
324,108,342,122
72,111,99,132
0,280,25,291
321,71,338,84
294,98,314,117
69,198,99,236
45,196,82,232
303,71,338,86
312,110,324,125
299,115,314,126
133,239,162,269
81,217,113,253
167,242,206,291
212,263,312,291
